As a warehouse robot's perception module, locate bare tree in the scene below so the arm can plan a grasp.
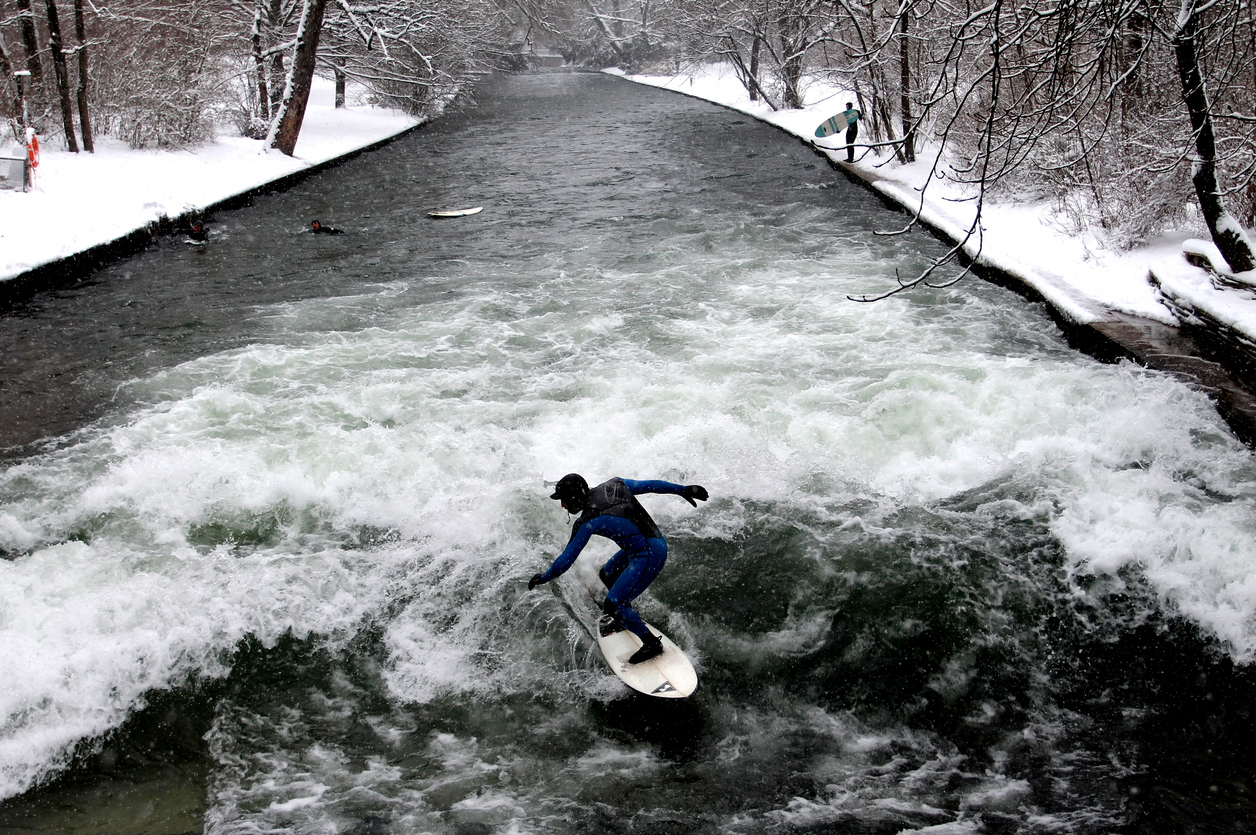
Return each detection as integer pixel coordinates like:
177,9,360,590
44,0,78,150
772,0,836,107
12,0,42,78
672,0,842,109
824,0,913,163
258,0,515,153
266,0,326,155
0,38,12,118
558,0,681,67
6,0,524,154
897,0,914,162
1170,0,1254,272
667,0,1252,294
704,0,780,106
87,0,231,148
71,0,91,150
320,0,515,114
248,0,272,134
843,0,1255,296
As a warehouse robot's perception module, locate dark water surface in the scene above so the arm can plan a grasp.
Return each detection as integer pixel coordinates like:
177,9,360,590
2,72,1255,835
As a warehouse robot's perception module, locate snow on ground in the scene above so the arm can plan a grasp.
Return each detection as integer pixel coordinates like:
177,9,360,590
610,64,1256,342
0,78,419,283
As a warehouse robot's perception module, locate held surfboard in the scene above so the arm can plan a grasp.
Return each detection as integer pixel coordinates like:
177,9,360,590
428,206,483,218
597,622,698,699
814,113,847,139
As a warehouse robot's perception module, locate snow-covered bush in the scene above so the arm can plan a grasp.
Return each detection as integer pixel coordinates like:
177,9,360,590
85,0,231,149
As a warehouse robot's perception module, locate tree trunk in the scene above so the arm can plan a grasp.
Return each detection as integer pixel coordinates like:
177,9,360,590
14,0,43,78
0,39,12,101
0,41,16,124
1173,0,1255,273
898,8,915,163
777,11,805,109
270,56,286,117
72,0,93,152
585,0,625,58
267,0,328,156
267,0,286,116
748,34,761,102
1247,6,1256,227
251,1,271,128
44,0,79,152
334,62,346,108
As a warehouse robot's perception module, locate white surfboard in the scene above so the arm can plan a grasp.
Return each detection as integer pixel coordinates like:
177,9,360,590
597,623,698,698
427,206,483,218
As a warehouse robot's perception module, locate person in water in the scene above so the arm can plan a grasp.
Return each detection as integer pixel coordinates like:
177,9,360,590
188,221,208,242
529,474,709,664
842,102,862,163
310,219,343,235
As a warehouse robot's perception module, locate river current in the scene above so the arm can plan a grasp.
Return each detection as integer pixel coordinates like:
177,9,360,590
2,72,1255,834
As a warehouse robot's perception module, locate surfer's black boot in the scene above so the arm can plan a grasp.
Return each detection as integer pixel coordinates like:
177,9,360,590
599,597,625,636
628,633,664,665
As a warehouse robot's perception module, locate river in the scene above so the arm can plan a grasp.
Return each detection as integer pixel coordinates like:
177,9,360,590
1,71,1255,834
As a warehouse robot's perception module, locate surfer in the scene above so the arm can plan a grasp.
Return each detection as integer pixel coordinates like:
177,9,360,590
310,219,343,235
841,102,862,162
187,221,208,242
528,475,708,664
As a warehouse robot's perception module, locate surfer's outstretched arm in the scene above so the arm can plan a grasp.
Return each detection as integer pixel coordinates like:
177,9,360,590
529,524,594,589
622,479,709,507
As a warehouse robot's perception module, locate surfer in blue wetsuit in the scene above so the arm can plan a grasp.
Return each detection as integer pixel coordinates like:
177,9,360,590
528,474,709,664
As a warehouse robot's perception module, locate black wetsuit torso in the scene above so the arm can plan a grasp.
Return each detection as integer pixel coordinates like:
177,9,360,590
570,478,662,541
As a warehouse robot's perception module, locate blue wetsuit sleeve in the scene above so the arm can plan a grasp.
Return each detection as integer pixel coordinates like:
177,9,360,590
540,521,594,583
622,478,685,496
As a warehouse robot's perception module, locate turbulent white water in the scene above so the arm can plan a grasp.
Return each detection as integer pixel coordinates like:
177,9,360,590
2,72,1255,832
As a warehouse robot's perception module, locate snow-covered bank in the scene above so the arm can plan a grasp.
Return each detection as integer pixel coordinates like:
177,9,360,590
0,79,421,285
609,65,1256,352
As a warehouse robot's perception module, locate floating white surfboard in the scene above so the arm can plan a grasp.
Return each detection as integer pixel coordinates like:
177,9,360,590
597,623,698,699
427,206,483,218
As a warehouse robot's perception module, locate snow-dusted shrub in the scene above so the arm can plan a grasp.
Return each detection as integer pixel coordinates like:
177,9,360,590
316,0,512,119
87,1,231,149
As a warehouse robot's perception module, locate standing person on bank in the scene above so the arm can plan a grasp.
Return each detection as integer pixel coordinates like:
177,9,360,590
842,102,862,163
528,474,708,664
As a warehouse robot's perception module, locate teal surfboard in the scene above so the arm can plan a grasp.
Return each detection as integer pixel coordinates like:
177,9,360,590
815,113,847,138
